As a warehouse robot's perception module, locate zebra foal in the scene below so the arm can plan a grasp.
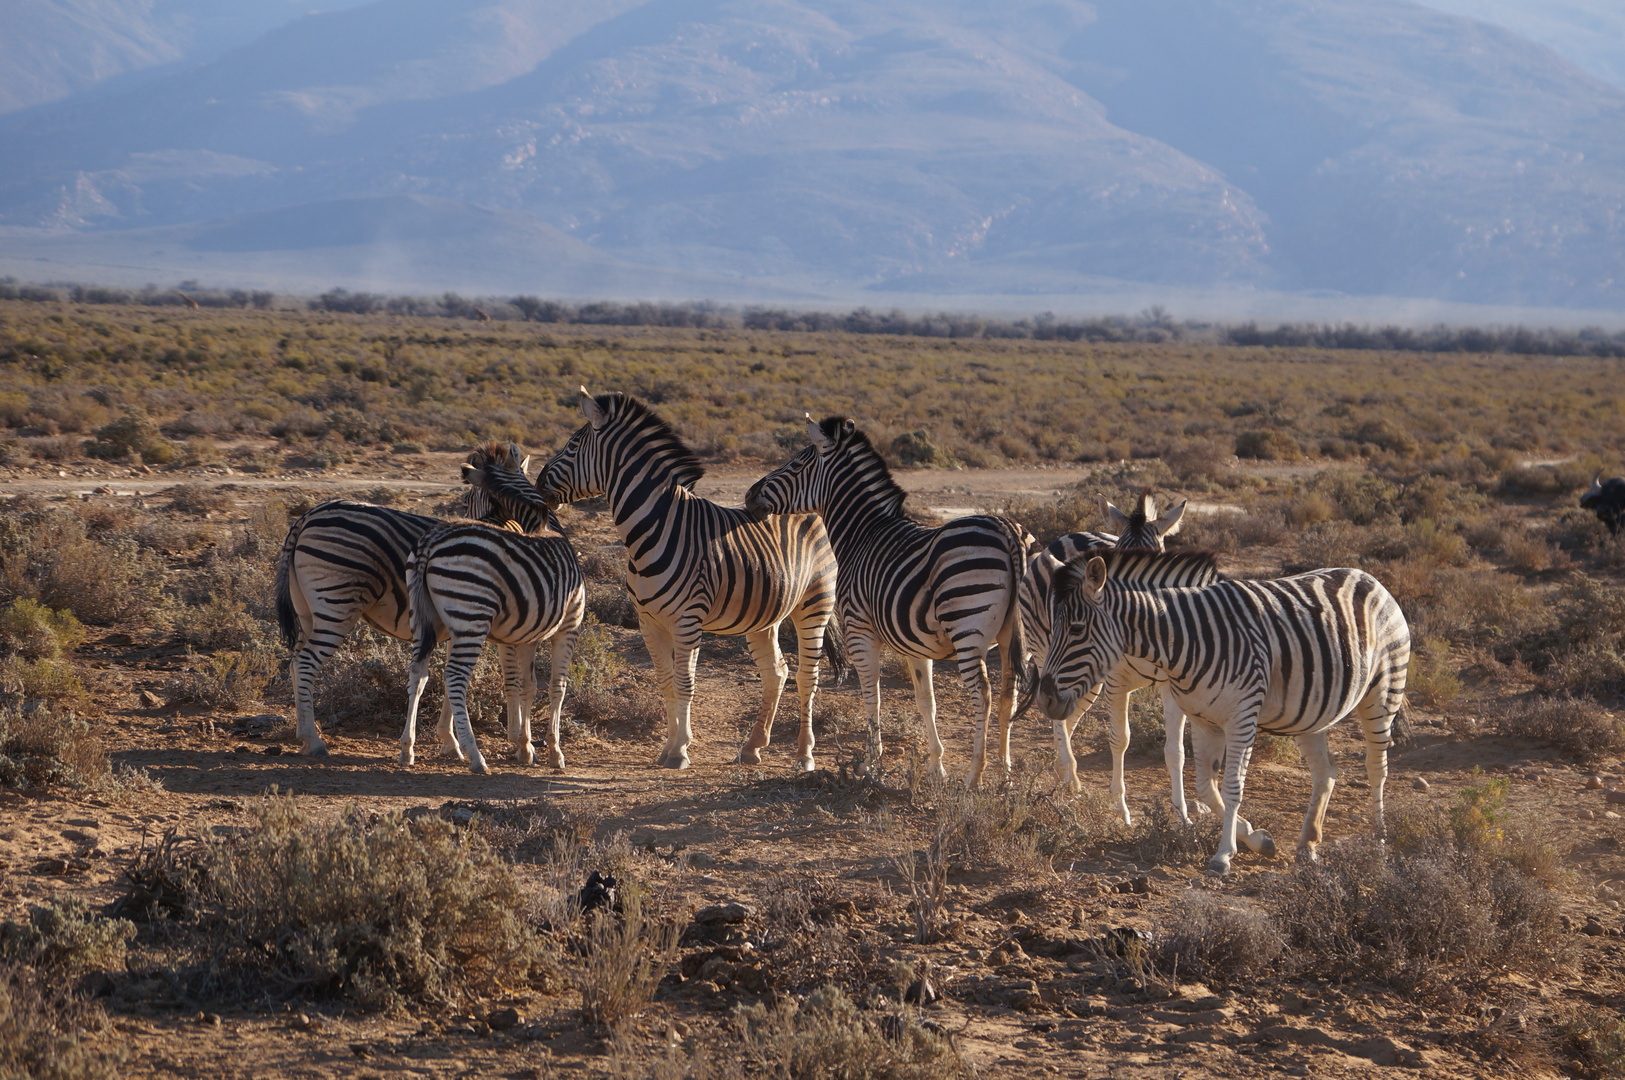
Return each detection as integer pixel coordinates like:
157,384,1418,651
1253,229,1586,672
745,416,1030,786
273,446,544,755
536,390,840,771
1035,549,1409,875
402,450,585,774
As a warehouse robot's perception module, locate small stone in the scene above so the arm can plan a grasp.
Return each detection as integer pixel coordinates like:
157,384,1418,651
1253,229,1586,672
263,745,283,757
905,977,938,1005
139,690,164,709
1583,921,1606,936
1579,809,1598,821
486,1007,522,1031
686,851,717,868
1586,775,1605,790
1605,789,1625,805
1607,812,1622,820
1412,777,1430,792
1130,874,1153,895
695,902,754,925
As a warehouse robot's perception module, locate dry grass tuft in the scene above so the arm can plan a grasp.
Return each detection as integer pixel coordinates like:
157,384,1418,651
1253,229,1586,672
572,884,679,1028
735,984,969,1080
1493,695,1624,758
0,704,108,790
1154,891,1282,983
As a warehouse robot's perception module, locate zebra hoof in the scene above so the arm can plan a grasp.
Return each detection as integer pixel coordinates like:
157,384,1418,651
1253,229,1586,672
303,742,329,758
516,744,536,766
662,754,691,770
1205,855,1233,877
468,758,491,775
1245,830,1278,858
438,743,465,760
737,745,764,765
1194,802,1213,815
546,749,565,770
795,756,815,773
398,750,415,767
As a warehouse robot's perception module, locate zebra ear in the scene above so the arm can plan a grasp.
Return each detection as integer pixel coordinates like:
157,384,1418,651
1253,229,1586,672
1100,494,1129,533
1083,555,1108,600
841,418,855,435
460,462,477,484
520,455,532,477
808,417,833,450
580,389,608,429
1153,499,1187,538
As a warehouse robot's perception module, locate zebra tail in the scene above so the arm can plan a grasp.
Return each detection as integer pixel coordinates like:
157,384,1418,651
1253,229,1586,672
408,549,440,666
1004,528,1035,711
821,609,850,686
1391,700,1414,747
273,517,302,652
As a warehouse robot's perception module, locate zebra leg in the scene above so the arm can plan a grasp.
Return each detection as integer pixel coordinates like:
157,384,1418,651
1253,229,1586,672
1191,723,1276,855
637,611,682,768
1053,702,1083,792
1208,721,1258,876
399,647,434,767
1293,730,1338,863
543,623,580,771
501,642,537,766
1105,685,1134,826
787,606,828,772
444,639,490,774
957,654,993,788
291,611,362,756
1356,676,1403,845
664,629,702,770
738,624,789,765
846,626,884,774
1162,686,1191,822
907,657,946,780
435,694,462,759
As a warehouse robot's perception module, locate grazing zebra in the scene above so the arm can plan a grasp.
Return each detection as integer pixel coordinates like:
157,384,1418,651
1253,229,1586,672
401,452,585,774
535,390,841,771
273,444,548,755
745,416,1031,786
1035,549,1410,875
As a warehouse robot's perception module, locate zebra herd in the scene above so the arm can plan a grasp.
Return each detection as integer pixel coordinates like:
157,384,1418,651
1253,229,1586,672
274,390,1411,875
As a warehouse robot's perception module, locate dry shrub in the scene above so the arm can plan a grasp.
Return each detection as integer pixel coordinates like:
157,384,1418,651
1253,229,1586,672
1286,491,1338,528
573,884,679,1028
1515,574,1625,697
1493,695,1624,757
1269,831,1564,994
1563,1010,1625,1080
311,627,508,736
237,498,290,560
1173,511,1238,553
0,600,85,660
0,705,109,790
164,647,278,709
894,819,953,944
1133,799,1219,868
1253,731,1300,763
171,595,271,652
190,793,547,1009
0,509,165,625
0,657,90,712
998,489,1097,546
736,984,968,1080
134,518,215,555
568,616,626,692
588,582,640,629
0,964,120,1080
571,687,664,742
164,483,233,516
1407,637,1463,710
1504,529,1565,574
1154,891,1282,983
1404,519,1467,566
0,897,134,978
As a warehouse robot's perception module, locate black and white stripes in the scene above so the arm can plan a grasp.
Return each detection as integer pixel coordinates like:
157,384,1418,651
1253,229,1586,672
401,446,585,773
536,390,841,770
745,416,1030,785
1036,549,1410,875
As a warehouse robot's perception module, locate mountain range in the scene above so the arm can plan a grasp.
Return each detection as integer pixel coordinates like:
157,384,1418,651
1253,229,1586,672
1,0,1622,313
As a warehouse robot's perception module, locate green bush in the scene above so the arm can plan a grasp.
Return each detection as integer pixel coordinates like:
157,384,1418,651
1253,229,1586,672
0,600,85,660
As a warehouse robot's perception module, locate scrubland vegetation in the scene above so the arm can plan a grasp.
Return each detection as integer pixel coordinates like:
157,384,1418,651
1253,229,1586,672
0,297,1623,1078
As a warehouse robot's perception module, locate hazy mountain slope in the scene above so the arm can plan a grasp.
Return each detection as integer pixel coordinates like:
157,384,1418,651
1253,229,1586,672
0,1,376,115
1066,0,1625,305
1413,0,1625,90
0,0,1621,307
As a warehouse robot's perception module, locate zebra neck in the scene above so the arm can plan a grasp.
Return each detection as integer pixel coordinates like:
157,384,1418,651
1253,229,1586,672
612,483,689,563
817,473,913,557
1112,586,1184,671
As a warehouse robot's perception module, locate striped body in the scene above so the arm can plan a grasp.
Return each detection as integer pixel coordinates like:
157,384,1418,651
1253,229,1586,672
1036,549,1410,875
401,511,585,774
272,444,551,756
537,391,840,770
745,416,1030,786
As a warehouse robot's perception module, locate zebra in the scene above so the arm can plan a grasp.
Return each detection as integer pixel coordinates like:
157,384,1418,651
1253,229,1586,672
273,443,549,756
534,389,841,771
744,415,1031,786
401,452,585,774
1035,549,1410,875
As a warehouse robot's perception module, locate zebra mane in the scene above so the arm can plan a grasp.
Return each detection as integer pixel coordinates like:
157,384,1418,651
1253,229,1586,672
600,393,707,491
1127,488,1154,529
820,416,908,517
464,441,567,535
1054,547,1221,595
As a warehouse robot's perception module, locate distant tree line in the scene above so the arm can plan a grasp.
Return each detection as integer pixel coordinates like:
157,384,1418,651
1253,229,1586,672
6,277,1624,358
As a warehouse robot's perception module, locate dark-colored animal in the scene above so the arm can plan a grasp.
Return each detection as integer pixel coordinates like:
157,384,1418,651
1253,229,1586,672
1581,472,1625,534
745,415,1030,786
535,390,841,771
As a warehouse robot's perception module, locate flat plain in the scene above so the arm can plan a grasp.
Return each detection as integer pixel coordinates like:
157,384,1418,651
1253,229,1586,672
1,299,1623,1079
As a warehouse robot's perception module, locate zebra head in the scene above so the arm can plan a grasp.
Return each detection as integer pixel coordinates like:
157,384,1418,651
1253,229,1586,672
1035,552,1122,722
744,414,839,519
1100,489,1186,550
537,389,706,508
462,442,568,533
461,441,530,520
745,415,905,523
